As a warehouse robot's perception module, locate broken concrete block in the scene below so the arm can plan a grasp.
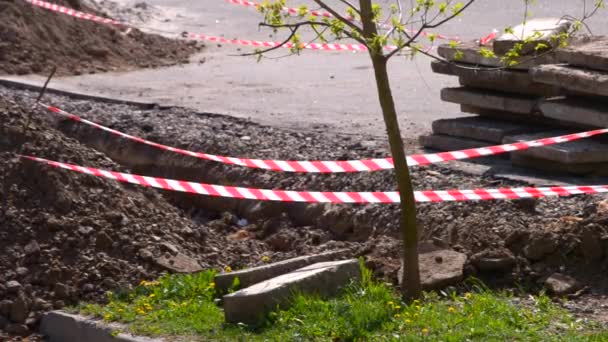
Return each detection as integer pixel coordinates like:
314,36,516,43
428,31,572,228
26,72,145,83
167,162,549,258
505,131,608,164
419,134,493,152
441,87,540,114
493,18,571,55
544,273,582,295
223,259,360,324
432,117,540,143
540,97,608,128
470,249,517,272
431,61,562,96
398,248,467,290
437,41,558,70
531,64,608,97
556,35,608,72
154,252,203,274
215,249,350,292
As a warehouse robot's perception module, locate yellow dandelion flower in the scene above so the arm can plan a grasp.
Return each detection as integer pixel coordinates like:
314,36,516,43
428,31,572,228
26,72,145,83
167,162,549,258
464,293,472,300
394,305,401,310
224,266,233,273
139,280,147,286
413,313,419,318
415,305,421,311
421,328,429,334
208,282,216,288
404,319,412,324
149,293,156,298
387,301,394,306
117,308,124,313
103,313,113,321
448,306,456,313
262,255,271,263
394,313,401,318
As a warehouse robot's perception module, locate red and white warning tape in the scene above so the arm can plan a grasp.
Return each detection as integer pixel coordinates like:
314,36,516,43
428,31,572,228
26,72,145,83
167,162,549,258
45,104,608,173
225,0,461,41
22,155,608,203
25,0,125,26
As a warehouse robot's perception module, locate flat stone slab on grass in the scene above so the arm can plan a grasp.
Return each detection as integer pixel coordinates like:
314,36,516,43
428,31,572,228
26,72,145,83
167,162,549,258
399,244,467,290
40,311,163,342
223,259,360,324
432,117,541,143
557,36,608,72
441,87,540,114
540,97,608,128
214,249,350,292
493,18,571,55
531,64,608,97
432,61,561,96
437,41,558,70
506,131,608,164
419,134,496,153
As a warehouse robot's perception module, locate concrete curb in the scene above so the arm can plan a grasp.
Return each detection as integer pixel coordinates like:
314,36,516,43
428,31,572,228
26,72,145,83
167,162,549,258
40,311,164,342
0,78,162,109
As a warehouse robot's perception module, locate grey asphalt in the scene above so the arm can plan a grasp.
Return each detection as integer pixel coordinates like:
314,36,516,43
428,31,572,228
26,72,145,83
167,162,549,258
12,0,607,137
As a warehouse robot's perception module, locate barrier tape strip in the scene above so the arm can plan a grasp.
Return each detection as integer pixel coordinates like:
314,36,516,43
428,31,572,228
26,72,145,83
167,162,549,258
224,0,461,41
45,104,608,173
22,155,608,203
26,0,125,26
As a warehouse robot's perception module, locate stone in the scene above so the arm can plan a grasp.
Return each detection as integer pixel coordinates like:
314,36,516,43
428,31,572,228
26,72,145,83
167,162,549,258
54,283,70,299
544,273,581,295
16,267,29,277
432,116,539,143
223,259,361,324
9,294,29,323
215,249,350,292
431,61,562,96
5,323,29,336
523,233,558,260
153,252,203,273
78,226,94,236
579,228,603,261
540,97,608,128
0,300,12,316
556,35,608,72
399,248,467,290
24,240,40,256
419,134,496,152
95,232,113,250
510,153,608,175
471,250,517,272
441,87,540,114
6,280,22,293
437,41,558,70
505,131,608,164
531,64,608,97
493,18,571,55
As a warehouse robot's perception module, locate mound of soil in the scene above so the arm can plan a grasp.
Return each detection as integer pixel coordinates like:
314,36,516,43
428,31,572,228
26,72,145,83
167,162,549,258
0,0,202,76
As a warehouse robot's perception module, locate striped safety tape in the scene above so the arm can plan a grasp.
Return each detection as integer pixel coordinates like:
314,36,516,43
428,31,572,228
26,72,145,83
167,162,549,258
225,0,461,41
25,0,125,26
22,155,608,203
44,104,608,173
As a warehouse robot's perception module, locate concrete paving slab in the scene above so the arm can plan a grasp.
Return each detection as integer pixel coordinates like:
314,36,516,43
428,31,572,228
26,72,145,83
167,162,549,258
441,87,540,114
493,18,571,55
511,153,608,175
432,116,542,143
40,311,163,342
557,35,608,72
419,134,499,152
223,259,360,324
531,64,608,97
505,131,608,164
540,97,608,128
432,60,561,96
214,249,350,292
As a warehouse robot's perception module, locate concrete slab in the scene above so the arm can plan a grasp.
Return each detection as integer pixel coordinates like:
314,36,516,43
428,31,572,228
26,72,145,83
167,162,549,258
511,153,608,175
419,134,496,152
214,249,350,292
441,87,540,114
431,61,561,96
398,246,468,290
557,35,608,72
223,259,361,324
432,116,542,143
437,41,558,70
540,97,608,128
531,64,608,97
40,311,162,342
493,18,571,55
505,131,608,164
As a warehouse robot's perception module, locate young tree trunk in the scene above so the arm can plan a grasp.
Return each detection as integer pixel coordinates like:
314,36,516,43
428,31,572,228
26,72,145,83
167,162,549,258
371,55,422,300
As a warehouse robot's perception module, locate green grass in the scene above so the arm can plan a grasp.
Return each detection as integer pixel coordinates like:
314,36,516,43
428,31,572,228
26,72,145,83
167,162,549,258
75,263,608,341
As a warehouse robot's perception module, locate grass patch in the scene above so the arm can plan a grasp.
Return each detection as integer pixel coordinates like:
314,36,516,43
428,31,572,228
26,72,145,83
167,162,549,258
75,264,607,341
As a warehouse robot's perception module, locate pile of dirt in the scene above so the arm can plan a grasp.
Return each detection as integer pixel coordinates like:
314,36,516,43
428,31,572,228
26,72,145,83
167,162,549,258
0,92,356,339
0,0,202,76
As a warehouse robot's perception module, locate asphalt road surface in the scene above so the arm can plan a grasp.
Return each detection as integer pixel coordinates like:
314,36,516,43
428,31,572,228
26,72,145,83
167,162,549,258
14,0,608,138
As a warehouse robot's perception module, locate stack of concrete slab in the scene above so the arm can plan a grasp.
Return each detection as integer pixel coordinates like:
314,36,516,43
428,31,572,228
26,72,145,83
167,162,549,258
424,22,608,175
